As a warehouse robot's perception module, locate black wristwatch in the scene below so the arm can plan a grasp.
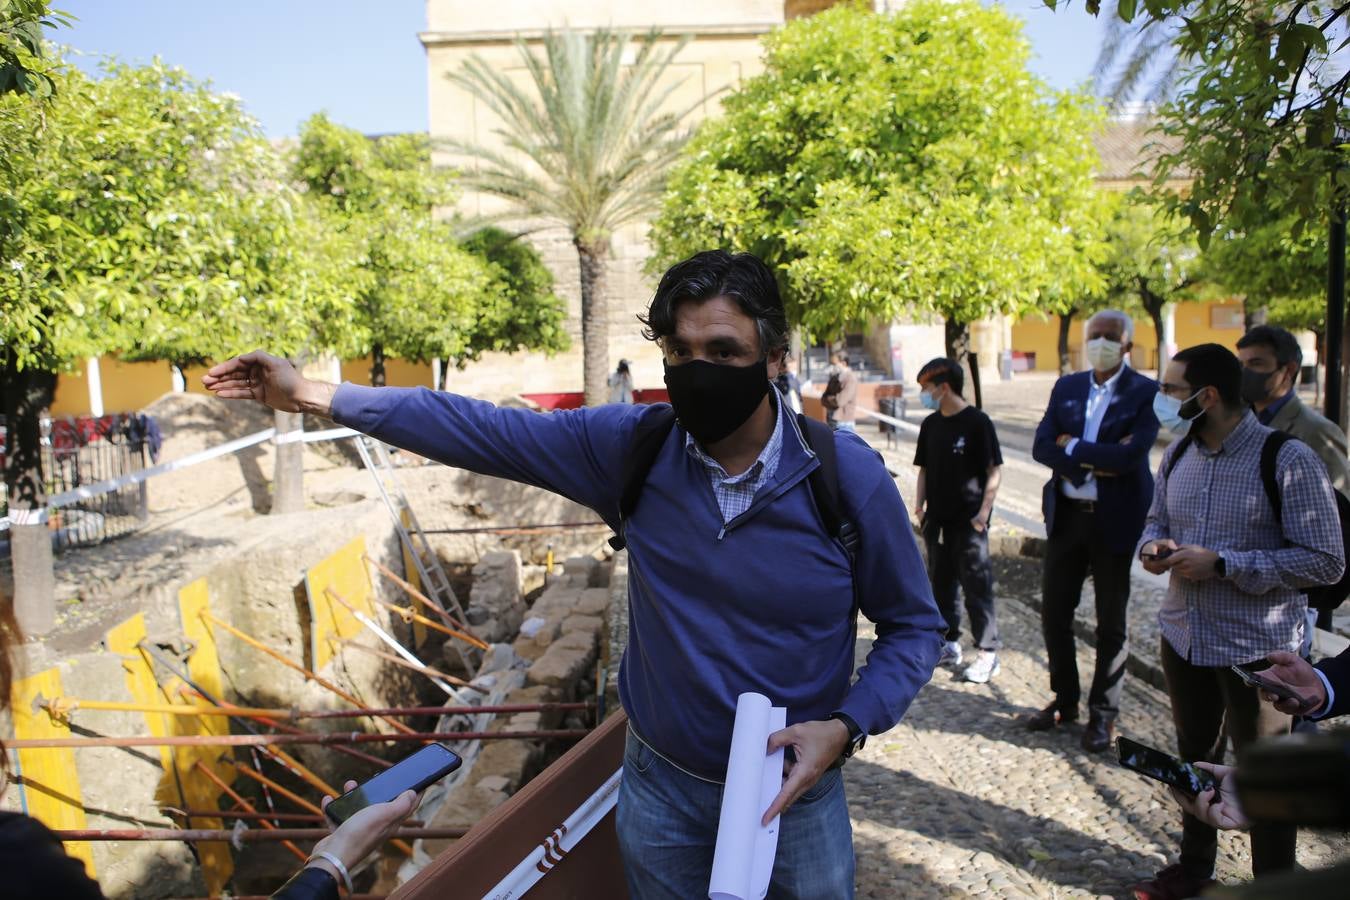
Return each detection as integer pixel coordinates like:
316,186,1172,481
829,711,866,758
1215,554,1227,578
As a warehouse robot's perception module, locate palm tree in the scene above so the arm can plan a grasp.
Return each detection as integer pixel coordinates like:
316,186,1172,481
445,29,694,406
1092,1,1186,109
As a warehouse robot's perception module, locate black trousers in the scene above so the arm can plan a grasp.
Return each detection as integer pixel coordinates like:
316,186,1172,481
1040,501,1131,718
923,518,999,651
1159,638,1296,879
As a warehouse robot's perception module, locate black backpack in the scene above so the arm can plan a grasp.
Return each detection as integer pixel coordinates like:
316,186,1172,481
1164,431,1350,611
607,406,860,585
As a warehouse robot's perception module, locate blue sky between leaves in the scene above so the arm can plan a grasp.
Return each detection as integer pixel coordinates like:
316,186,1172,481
58,0,1107,137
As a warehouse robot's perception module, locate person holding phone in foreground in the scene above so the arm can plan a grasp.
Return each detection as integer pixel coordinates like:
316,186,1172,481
0,609,419,900
203,251,945,899
1170,646,1350,834
1133,345,1344,900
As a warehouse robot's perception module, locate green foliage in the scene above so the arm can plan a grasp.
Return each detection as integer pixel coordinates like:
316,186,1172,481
1,59,351,374
294,113,508,372
0,0,70,98
1202,213,1327,332
650,0,1105,340
1096,191,1201,327
460,227,569,362
1071,0,1350,242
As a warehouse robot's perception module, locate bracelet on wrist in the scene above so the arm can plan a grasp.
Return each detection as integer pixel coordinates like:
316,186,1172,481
308,851,353,895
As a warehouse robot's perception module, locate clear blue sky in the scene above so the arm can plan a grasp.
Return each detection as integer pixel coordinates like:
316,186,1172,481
57,1,1107,138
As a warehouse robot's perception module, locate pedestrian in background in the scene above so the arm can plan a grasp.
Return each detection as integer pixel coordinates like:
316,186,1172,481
913,357,1003,684
1133,343,1343,900
1029,310,1159,753
822,350,858,432
608,359,634,404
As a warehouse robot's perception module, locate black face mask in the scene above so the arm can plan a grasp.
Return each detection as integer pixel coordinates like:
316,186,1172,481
663,358,770,445
1240,368,1279,405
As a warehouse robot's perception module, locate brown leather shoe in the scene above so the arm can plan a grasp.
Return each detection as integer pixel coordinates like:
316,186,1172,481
1130,863,1215,899
1026,702,1078,732
1081,715,1115,753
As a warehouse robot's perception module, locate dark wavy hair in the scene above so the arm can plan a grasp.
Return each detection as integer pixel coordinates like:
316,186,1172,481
639,250,789,356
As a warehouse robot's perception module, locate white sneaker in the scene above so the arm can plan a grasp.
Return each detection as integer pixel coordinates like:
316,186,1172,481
963,651,1000,684
938,640,963,668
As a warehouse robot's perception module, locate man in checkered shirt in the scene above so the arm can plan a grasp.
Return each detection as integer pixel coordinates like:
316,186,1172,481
1132,343,1344,900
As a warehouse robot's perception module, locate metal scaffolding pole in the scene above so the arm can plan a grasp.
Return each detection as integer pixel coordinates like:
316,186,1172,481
200,612,416,735
9,729,589,749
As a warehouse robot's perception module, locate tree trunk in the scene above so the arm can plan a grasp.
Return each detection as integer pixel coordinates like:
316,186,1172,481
1146,305,1165,379
576,240,610,407
1,360,58,634
944,317,983,406
1243,302,1268,332
371,342,386,387
1057,311,1076,375
271,408,305,515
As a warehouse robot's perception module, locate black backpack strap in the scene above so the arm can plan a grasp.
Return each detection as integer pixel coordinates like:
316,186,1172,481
609,405,678,551
1163,434,1194,481
1259,430,1296,523
798,414,860,559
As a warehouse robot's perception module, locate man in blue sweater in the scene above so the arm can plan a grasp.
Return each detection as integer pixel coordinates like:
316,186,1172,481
203,250,944,899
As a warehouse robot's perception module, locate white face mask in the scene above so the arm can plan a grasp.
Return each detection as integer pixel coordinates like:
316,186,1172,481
1085,337,1123,373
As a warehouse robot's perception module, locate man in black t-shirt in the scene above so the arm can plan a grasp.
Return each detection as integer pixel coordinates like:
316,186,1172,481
914,357,1004,684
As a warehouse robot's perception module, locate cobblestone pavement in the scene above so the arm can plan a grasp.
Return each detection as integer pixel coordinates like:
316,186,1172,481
846,593,1350,898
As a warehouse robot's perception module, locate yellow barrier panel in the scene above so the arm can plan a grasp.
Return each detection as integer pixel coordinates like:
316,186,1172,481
400,509,428,647
11,667,96,876
177,581,235,896
107,607,235,896
305,535,376,670
105,614,172,771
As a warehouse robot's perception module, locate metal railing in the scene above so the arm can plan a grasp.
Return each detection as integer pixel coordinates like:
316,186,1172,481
0,413,154,565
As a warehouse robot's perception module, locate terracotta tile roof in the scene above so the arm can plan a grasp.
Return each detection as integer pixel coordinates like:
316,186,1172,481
1093,117,1188,183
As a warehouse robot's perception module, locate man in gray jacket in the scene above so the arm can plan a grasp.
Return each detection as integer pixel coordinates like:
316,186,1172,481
1237,325,1349,635
1237,325,1350,498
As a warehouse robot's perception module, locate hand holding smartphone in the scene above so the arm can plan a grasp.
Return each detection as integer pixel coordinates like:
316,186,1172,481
1117,737,1219,798
1230,664,1313,712
325,743,462,826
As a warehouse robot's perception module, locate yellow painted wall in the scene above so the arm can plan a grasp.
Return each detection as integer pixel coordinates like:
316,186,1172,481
1011,301,1244,373
49,354,439,419
50,358,173,418
340,356,433,389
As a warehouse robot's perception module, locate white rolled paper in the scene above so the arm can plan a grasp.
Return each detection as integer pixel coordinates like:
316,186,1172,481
709,692,787,900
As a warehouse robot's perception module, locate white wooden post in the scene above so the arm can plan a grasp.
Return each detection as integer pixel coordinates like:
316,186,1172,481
86,356,105,417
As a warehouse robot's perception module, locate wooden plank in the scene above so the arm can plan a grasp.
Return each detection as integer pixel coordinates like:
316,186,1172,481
305,535,376,670
393,712,629,900
11,667,96,876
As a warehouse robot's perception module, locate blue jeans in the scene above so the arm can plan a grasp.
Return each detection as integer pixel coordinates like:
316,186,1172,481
616,729,855,899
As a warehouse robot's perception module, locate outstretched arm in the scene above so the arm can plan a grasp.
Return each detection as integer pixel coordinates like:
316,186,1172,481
203,351,640,519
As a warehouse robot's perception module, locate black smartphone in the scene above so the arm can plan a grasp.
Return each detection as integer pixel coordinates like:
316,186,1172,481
1117,737,1218,798
1230,665,1310,708
324,743,462,825
1140,546,1174,561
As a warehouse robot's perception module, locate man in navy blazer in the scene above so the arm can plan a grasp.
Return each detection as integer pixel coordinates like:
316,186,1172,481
1030,310,1160,752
